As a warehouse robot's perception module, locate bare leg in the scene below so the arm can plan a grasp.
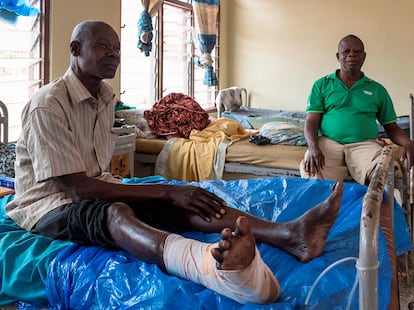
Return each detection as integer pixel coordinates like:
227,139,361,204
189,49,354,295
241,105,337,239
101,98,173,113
106,203,263,270
105,204,259,271
188,182,344,263
273,181,343,262
106,202,169,268
107,206,279,304
106,182,343,267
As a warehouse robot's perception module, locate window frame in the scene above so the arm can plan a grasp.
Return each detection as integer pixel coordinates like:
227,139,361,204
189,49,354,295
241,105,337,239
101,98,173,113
157,0,195,100
40,0,50,86
0,0,49,142
120,0,219,111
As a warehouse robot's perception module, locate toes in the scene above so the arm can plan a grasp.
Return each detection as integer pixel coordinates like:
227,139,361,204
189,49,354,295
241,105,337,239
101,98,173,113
220,227,233,240
211,247,224,265
234,216,251,236
218,238,231,251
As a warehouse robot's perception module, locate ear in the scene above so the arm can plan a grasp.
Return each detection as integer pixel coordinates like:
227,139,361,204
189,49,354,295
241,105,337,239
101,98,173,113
70,41,81,56
361,52,366,62
336,52,340,61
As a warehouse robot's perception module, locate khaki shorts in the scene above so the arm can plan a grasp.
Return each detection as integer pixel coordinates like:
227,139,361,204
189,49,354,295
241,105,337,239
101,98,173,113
299,137,384,185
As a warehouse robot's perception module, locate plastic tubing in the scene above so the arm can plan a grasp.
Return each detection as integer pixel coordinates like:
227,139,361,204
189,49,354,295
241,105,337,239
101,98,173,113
304,256,358,307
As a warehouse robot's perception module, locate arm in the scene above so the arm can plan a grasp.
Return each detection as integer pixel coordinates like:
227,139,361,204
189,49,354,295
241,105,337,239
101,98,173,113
303,113,325,175
384,122,414,168
59,172,227,222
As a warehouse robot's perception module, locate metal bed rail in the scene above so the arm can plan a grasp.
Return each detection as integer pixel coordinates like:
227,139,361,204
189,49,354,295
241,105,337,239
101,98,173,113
0,100,8,144
358,145,394,309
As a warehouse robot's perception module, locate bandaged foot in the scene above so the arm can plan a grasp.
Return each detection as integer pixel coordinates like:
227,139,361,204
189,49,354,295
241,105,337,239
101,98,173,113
163,216,280,304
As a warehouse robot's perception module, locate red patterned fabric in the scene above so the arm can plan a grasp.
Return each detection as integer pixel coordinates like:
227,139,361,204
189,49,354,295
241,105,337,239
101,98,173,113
144,93,210,139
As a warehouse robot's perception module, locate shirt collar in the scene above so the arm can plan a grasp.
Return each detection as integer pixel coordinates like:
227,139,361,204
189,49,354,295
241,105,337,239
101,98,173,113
63,68,116,106
327,69,372,84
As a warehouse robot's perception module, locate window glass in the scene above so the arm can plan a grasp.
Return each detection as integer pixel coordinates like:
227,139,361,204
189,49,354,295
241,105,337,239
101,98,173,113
161,4,192,97
120,0,218,111
0,0,42,142
120,0,155,110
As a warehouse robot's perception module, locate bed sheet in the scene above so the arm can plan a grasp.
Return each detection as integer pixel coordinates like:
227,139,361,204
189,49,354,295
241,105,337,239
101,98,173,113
226,138,306,170
221,107,306,129
135,137,306,172
1,177,412,310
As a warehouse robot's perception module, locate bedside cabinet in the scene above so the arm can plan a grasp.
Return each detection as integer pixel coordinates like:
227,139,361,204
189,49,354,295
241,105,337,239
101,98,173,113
110,126,136,178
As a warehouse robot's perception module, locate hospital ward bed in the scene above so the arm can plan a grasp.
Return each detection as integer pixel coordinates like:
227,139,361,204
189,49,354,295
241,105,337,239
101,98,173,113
0,99,413,309
133,95,409,213
134,87,410,183
134,108,308,180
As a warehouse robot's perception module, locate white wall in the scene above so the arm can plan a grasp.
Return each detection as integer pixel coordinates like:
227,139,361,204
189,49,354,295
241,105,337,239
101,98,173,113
49,0,414,115
49,0,121,95
220,0,414,115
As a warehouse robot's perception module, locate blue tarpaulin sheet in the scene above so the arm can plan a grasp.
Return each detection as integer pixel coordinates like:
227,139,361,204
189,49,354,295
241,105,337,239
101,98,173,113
1,177,412,309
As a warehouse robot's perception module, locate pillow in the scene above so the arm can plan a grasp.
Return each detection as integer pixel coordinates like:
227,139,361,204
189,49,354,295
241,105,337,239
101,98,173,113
247,116,305,130
221,111,253,129
259,121,307,146
115,109,157,138
115,109,144,125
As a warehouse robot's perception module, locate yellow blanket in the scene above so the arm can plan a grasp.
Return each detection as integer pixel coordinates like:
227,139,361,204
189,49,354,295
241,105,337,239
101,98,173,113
155,118,253,181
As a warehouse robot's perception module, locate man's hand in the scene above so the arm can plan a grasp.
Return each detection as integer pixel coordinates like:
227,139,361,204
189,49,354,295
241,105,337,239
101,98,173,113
166,185,227,222
303,113,324,176
384,122,414,169
303,145,325,176
59,172,228,223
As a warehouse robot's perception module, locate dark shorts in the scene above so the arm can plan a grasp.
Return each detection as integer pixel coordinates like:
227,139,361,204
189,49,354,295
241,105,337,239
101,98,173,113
31,199,190,250
32,200,119,249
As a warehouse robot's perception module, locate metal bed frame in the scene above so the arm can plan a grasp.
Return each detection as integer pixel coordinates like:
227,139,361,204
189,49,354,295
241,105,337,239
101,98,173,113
0,100,8,144
359,144,396,309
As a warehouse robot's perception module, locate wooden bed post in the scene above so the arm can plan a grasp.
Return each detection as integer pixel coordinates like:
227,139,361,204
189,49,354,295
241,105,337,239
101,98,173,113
358,145,393,310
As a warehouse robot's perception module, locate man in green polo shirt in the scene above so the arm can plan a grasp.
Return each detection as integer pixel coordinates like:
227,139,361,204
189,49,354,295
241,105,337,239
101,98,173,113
300,34,414,184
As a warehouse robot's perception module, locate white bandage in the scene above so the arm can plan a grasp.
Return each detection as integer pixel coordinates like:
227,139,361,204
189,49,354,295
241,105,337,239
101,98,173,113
163,234,280,304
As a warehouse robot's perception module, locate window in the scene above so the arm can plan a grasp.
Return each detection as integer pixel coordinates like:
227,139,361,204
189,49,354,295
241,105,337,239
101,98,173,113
120,0,219,111
0,0,47,142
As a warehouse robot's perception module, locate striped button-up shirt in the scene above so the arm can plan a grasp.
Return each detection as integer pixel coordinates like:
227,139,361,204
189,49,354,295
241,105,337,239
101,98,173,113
6,68,118,230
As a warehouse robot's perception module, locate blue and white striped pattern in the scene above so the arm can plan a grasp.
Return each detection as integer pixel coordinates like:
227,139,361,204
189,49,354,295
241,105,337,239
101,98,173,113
192,0,219,86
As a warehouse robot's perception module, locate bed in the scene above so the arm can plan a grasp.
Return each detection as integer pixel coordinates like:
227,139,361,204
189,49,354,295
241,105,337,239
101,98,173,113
133,90,410,182
0,101,413,309
133,109,308,180
155,90,410,228
132,96,410,217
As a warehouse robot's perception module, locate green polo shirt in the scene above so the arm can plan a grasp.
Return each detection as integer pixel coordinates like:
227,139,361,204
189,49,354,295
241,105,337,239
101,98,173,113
306,70,397,144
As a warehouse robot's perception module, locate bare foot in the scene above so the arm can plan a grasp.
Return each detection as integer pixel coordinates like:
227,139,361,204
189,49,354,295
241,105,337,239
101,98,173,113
211,216,256,270
280,182,344,263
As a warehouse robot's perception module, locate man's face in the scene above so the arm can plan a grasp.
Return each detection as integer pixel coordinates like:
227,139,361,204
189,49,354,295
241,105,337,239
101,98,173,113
336,37,366,74
77,26,121,80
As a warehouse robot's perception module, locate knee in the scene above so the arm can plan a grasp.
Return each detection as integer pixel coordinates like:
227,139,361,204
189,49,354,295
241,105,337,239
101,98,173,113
106,202,134,221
